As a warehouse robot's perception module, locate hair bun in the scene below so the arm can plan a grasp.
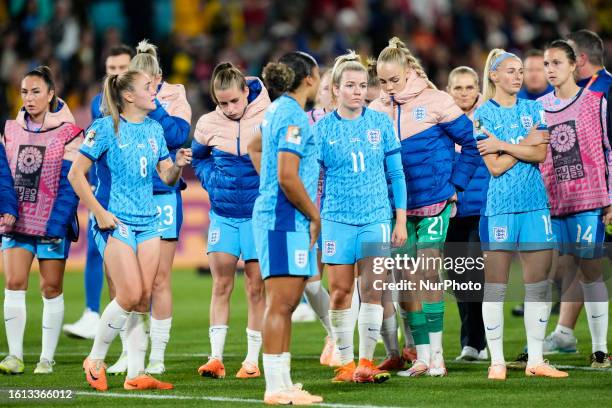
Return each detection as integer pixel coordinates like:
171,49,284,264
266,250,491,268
136,39,158,57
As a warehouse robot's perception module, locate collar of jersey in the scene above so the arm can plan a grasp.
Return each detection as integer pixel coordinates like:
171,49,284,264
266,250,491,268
333,106,366,121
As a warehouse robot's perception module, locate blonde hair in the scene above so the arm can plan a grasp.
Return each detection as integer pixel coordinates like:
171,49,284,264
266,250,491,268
448,66,479,88
377,37,436,89
102,70,144,134
331,50,367,98
129,39,162,77
210,62,247,105
366,57,380,88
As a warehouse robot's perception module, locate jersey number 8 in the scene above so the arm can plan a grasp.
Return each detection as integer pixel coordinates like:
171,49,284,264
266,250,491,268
140,156,148,177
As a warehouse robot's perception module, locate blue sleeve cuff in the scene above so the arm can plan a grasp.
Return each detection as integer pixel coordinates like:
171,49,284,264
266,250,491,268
79,150,97,162
278,148,303,158
385,147,401,157
159,154,170,162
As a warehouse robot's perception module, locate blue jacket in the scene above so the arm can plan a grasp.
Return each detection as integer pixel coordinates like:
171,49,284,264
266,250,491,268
0,142,18,218
455,151,489,217
149,82,191,194
577,68,612,99
370,76,480,210
192,78,270,218
518,84,554,101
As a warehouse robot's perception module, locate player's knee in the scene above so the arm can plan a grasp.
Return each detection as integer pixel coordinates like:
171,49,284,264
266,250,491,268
5,275,28,291
40,284,62,299
330,286,352,308
212,278,234,298
245,281,264,304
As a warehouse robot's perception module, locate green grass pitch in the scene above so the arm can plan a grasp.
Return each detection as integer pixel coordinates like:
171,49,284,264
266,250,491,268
0,269,610,407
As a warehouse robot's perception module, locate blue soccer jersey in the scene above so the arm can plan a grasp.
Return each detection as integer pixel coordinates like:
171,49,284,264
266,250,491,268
474,98,549,216
80,116,170,227
315,107,401,225
252,94,318,232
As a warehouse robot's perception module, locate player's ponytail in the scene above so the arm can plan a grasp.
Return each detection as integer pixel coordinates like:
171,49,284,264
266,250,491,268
482,48,511,101
24,65,58,112
130,39,162,77
378,37,436,89
263,51,318,94
102,70,143,134
366,57,379,88
210,62,247,105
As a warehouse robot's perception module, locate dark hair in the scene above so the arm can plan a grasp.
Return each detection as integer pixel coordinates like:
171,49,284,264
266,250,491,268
567,29,604,66
108,44,136,59
210,62,247,105
545,40,577,64
262,51,318,94
523,49,544,59
24,65,58,111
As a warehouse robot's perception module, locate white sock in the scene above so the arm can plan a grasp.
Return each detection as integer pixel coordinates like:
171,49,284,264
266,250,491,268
4,289,26,360
209,325,228,361
581,280,609,353
126,312,148,379
482,283,506,365
281,352,293,389
429,331,443,356
89,299,129,360
416,344,430,364
40,294,64,362
554,324,574,338
304,280,333,337
119,326,128,354
524,281,549,366
245,328,262,364
399,307,415,347
381,315,400,358
263,353,285,393
329,308,354,365
358,303,383,361
149,317,171,363
350,278,360,326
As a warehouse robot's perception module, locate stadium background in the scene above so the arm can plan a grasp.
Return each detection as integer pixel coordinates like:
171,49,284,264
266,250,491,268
0,0,610,270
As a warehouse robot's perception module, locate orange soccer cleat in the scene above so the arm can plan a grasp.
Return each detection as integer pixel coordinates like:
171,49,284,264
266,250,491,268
198,357,226,379
124,374,174,390
525,361,568,378
353,359,390,383
83,357,107,391
331,361,356,383
236,361,261,379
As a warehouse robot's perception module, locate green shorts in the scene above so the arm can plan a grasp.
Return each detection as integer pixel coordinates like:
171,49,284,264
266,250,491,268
392,203,453,257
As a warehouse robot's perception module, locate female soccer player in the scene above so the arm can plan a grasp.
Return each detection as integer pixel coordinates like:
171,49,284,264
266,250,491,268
445,66,489,363
316,51,407,384
117,39,192,375
538,40,610,368
369,37,480,377
192,61,269,379
69,70,191,391
0,66,82,375
248,51,323,405
475,48,568,380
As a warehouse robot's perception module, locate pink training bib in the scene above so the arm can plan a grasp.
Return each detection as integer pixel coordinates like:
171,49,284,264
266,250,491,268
539,89,610,216
1,121,83,237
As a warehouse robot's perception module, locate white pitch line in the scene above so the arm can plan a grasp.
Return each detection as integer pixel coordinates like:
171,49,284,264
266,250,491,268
77,391,400,408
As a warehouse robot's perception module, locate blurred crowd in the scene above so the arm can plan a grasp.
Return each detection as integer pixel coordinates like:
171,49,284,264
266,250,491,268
0,0,611,132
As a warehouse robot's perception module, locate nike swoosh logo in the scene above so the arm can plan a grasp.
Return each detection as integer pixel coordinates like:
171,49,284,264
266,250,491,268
539,318,548,323
89,368,99,381
486,325,500,331
494,125,503,130
246,370,257,375
118,143,130,149
329,140,338,145
339,346,351,351
368,328,379,332
157,227,169,233
592,314,605,319
547,236,555,242
108,323,123,330
4,317,16,322
42,325,52,329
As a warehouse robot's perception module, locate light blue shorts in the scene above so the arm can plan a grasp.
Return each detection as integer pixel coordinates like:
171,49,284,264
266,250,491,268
1,234,71,259
480,209,556,251
253,227,317,280
154,191,183,240
92,220,160,255
207,210,257,261
321,219,391,264
552,209,605,259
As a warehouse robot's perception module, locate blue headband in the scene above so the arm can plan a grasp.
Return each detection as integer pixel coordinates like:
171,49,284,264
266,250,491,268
490,52,518,71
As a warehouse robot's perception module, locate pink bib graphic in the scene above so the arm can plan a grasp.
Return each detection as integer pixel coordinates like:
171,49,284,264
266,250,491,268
539,90,610,216
1,121,82,237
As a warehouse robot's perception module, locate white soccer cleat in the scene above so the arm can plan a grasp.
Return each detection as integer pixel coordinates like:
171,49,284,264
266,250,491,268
63,309,100,340
542,332,577,354
106,352,128,375
455,346,479,362
0,355,24,375
428,352,447,377
478,348,489,361
34,358,54,374
291,302,317,323
145,359,166,375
